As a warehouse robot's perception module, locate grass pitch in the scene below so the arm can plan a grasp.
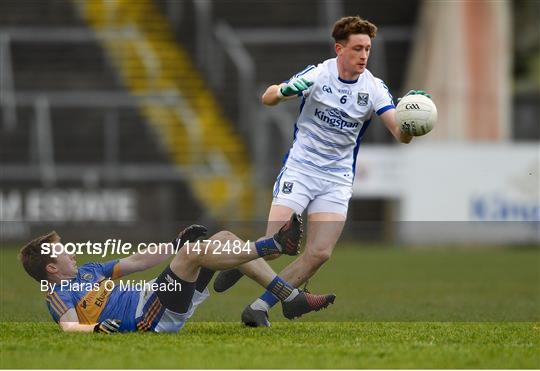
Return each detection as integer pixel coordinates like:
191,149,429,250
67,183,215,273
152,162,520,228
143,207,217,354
1,322,538,369
1,245,539,368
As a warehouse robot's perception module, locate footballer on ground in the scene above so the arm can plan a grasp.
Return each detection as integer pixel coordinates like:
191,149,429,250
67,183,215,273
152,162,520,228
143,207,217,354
19,215,336,333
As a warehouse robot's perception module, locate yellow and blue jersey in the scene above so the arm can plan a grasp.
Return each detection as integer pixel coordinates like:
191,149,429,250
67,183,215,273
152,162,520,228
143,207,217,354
46,260,139,331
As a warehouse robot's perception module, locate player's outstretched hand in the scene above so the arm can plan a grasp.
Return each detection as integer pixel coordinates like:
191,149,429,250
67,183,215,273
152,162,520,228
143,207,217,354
177,224,208,247
279,77,313,97
94,319,121,334
397,89,432,102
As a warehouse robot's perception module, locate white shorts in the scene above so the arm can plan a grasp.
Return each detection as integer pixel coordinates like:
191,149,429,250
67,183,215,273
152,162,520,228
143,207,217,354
272,166,353,216
135,279,209,333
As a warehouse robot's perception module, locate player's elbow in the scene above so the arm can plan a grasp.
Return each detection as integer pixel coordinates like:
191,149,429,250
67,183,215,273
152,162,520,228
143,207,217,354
261,85,280,106
261,93,276,106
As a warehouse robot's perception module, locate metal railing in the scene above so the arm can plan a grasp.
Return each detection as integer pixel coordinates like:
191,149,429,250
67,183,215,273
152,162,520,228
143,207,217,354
3,91,188,185
0,27,204,185
33,97,56,186
0,26,138,136
214,22,256,141
0,32,16,130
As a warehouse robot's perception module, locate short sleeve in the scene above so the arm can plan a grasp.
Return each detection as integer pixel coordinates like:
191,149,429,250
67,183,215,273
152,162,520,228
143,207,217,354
373,78,395,116
97,259,120,279
46,291,74,323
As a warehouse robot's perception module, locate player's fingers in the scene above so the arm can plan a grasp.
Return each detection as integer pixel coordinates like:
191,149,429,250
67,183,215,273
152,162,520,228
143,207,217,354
415,90,432,99
193,225,208,233
286,82,298,93
189,225,208,238
103,325,115,334
103,320,120,333
299,77,313,87
293,81,306,91
182,225,204,239
104,321,116,330
99,324,113,333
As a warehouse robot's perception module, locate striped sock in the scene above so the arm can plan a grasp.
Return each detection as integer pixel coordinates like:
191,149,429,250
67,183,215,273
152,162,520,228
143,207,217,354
265,276,298,302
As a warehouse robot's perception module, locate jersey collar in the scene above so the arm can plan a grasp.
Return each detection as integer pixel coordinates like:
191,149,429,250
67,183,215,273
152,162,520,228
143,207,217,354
338,76,358,84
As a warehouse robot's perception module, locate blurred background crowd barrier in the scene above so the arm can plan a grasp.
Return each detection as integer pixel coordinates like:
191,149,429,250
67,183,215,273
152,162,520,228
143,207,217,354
0,0,538,245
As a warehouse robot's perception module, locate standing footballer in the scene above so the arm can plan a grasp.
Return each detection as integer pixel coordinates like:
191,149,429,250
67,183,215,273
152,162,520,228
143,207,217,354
214,15,433,326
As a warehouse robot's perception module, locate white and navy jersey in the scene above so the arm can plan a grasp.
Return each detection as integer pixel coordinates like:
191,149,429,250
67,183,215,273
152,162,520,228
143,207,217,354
283,58,395,186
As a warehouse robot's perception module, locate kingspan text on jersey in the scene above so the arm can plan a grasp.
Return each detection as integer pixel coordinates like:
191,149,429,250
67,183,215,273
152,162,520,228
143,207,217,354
314,108,359,129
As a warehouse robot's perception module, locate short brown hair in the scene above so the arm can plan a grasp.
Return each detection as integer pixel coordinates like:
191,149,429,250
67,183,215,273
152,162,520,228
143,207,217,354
19,231,60,282
332,16,377,42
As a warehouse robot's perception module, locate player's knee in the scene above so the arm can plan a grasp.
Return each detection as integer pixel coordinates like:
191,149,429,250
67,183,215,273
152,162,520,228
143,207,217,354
169,252,185,272
213,230,237,243
173,243,200,266
305,247,332,266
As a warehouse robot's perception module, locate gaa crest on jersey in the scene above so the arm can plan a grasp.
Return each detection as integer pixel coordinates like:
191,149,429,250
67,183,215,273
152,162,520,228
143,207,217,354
322,85,332,94
357,92,369,106
282,181,294,194
82,273,94,281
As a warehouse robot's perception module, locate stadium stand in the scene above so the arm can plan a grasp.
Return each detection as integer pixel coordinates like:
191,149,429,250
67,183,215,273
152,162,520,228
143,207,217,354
0,0,420,240
0,1,169,165
0,0,257,228
78,0,254,219
0,0,80,27
0,0,206,239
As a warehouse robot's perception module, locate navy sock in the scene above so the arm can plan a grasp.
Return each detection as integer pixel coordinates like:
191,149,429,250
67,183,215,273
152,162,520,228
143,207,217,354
264,276,294,302
155,266,195,314
195,268,215,293
255,237,281,257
